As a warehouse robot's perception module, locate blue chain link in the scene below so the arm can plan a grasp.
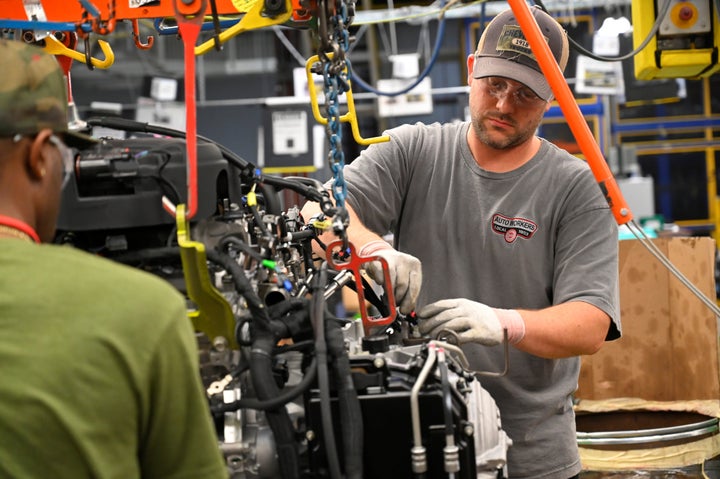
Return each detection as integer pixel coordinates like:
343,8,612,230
324,64,347,208
321,1,352,209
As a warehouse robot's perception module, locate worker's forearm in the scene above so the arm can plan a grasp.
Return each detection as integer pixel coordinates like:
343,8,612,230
513,302,611,358
344,203,386,250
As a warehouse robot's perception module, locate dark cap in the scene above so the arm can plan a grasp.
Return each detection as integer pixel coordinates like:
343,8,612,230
0,39,96,148
473,7,569,101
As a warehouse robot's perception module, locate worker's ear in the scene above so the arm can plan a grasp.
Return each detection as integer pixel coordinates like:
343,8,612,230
466,54,475,85
26,129,53,182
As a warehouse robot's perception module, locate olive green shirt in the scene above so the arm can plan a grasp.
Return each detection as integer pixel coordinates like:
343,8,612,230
0,240,227,479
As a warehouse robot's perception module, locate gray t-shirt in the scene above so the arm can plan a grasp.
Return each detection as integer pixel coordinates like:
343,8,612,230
342,121,621,479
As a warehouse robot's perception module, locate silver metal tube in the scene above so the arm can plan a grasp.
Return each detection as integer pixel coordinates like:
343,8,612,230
577,417,719,446
410,344,438,474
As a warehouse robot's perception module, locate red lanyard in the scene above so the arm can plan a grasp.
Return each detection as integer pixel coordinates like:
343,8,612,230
0,215,40,243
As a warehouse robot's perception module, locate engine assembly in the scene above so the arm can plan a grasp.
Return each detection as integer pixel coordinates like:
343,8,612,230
55,118,511,479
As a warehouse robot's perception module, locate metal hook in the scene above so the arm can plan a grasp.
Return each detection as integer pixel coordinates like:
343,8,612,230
83,35,94,71
130,19,154,50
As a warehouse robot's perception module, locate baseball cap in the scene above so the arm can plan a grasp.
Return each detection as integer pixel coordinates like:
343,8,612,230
0,39,96,148
473,6,569,101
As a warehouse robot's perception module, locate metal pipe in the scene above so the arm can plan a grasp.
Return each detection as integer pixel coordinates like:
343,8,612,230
577,418,719,446
410,344,438,474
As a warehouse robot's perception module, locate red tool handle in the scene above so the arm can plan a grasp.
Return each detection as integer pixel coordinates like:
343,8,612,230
326,240,397,336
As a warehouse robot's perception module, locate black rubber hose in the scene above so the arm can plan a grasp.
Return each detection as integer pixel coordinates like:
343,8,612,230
311,264,342,479
204,248,268,323
257,182,283,216
326,318,363,479
218,235,264,261
438,357,455,448
109,246,180,264
248,202,274,242
204,247,299,478
212,356,318,413
267,298,310,339
250,334,300,479
258,174,329,205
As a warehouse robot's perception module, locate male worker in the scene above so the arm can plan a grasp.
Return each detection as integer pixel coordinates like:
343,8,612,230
302,7,621,478
0,39,228,479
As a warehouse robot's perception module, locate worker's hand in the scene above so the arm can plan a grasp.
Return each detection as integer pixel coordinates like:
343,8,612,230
417,298,525,346
359,240,422,315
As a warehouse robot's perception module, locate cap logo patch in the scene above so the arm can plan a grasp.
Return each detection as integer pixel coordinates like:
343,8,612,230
495,25,547,63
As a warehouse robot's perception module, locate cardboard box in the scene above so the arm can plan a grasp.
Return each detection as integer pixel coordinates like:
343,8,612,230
576,237,719,401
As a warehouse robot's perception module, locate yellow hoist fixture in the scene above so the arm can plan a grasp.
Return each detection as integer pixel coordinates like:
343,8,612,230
305,54,390,146
176,204,238,349
632,0,720,79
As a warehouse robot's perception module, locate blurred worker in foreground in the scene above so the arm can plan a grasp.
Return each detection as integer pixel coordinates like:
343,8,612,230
302,6,620,479
0,39,227,479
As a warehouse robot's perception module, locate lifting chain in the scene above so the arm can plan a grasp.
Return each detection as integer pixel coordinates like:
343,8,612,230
313,0,355,244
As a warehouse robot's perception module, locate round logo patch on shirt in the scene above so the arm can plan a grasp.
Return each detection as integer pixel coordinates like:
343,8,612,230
492,213,538,243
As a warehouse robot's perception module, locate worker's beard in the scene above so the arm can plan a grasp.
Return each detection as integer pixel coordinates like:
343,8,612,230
469,110,540,150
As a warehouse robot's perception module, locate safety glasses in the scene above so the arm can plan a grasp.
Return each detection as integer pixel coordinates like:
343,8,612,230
47,134,76,188
479,76,547,109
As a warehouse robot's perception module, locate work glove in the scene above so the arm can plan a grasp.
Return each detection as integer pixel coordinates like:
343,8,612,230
358,240,422,315
417,298,525,346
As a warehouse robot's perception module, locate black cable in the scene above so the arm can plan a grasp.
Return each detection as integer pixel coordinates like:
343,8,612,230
326,317,363,479
258,173,331,205
204,248,269,325
347,0,448,97
155,172,182,206
325,266,389,320
218,235,265,262
248,201,274,242
234,312,253,347
165,224,178,247
283,175,326,192
534,0,672,62
153,151,182,205
257,182,283,216
203,247,305,479
437,356,455,449
85,117,331,206
109,246,180,264
274,339,315,354
211,356,318,413
311,263,343,479
249,333,301,479
85,116,254,175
